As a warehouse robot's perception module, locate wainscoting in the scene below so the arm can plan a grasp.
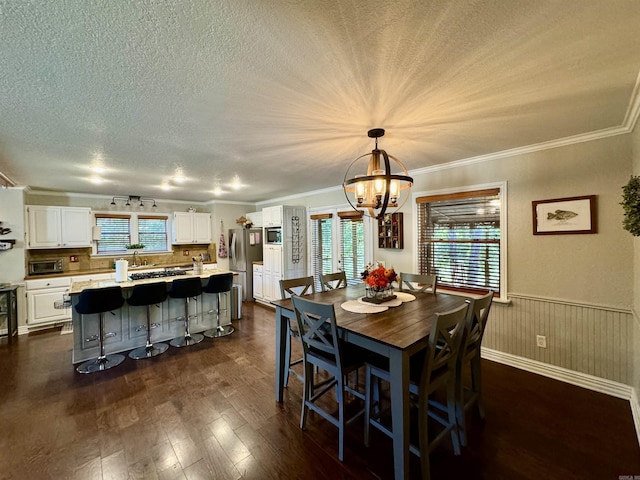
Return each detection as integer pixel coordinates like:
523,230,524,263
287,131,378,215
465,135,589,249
483,292,640,444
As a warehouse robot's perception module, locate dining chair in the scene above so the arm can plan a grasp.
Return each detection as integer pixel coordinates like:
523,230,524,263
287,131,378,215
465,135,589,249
364,301,469,480
320,271,347,292
291,295,370,461
456,290,494,446
279,276,315,387
399,272,437,293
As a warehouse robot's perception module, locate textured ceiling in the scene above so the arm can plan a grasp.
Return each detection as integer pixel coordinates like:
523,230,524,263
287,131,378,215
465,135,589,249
1,0,639,203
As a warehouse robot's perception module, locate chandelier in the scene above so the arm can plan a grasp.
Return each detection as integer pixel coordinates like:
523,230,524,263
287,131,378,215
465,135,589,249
343,129,413,219
110,195,157,208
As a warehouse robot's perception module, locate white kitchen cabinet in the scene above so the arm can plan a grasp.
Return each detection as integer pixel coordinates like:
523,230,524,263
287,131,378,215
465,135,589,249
262,206,283,227
253,263,263,300
246,211,263,227
26,206,92,249
261,205,306,302
26,276,72,327
263,244,283,302
172,211,211,244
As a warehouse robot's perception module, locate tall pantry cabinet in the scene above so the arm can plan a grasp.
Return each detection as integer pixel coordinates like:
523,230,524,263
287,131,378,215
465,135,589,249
261,205,306,302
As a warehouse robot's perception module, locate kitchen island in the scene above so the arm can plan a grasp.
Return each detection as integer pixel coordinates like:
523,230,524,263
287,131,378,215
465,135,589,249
69,269,235,364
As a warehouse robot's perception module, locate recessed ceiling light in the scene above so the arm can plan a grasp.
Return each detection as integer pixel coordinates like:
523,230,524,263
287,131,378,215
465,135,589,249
160,182,172,191
230,175,242,190
213,186,224,196
89,176,104,184
172,167,186,183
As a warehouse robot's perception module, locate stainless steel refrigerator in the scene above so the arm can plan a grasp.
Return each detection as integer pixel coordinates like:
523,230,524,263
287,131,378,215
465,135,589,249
229,228,263,301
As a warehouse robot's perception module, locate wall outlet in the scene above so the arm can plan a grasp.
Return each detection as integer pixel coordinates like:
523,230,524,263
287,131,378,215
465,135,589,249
69,255,78,263
536,335,547,348
183,249,189,256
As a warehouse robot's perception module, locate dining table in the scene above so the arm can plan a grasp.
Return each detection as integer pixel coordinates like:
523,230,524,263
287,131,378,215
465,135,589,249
271,284,467,480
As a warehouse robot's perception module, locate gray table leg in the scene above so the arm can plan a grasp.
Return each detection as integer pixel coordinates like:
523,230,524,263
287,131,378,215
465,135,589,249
389,348,411,480
275,306,287,402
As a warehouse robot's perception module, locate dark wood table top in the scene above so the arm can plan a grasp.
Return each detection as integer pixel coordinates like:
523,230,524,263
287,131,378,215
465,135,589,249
271,284,467,351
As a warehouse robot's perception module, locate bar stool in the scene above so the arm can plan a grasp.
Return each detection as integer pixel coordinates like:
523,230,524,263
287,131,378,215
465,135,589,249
203,273,234,338
169,277,204,347
127,282,169,360
75,286,125,374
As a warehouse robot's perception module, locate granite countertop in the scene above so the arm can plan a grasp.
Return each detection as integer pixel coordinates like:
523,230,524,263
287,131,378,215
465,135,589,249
253,261,263,265
25,262,218,281
69,268,232,295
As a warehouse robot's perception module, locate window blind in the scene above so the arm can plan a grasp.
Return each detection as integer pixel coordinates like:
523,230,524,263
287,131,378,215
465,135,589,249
338,211,364,285
310,214,333,290
95,214,131,254
138,215,168,252
417,189,501,294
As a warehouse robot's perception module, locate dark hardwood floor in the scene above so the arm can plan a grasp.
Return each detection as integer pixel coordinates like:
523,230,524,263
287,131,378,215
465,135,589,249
1,302,638,480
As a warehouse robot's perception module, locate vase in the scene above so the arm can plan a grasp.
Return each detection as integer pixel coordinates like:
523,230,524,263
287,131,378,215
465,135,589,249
365,285,394,302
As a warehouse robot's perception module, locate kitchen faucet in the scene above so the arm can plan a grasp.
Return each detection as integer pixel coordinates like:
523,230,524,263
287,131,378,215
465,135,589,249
131,250,140,267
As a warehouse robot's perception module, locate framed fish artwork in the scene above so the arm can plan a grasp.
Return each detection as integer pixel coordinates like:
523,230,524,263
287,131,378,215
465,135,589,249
532,195,597,235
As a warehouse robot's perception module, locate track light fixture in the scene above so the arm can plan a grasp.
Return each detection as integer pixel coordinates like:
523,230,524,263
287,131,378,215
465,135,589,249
110,195,157,208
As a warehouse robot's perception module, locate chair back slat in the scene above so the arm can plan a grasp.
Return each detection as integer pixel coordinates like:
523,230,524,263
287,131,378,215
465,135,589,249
463,291,494,351
420,302,469,390
399,273,437,294
320,272,347,292
291,296,340,364
280,276,315,299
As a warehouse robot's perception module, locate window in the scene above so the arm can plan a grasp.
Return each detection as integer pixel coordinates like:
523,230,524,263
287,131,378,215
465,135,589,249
310,214,333,289
95,214,131,254
94,213,169,254
416,187,503,295
309,209,369,290
338,211,365,285
138,215,168,252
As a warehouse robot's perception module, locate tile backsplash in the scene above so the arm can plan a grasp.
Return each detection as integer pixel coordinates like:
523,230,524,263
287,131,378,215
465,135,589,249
27,244,217,274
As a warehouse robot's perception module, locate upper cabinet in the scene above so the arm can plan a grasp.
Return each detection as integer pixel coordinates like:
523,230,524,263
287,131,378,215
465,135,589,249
172,211,211,244
262,206,283,227
245,211,263,227
26,206,92,249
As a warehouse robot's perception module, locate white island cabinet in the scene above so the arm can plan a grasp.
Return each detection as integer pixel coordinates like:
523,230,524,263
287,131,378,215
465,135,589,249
26,205,92,248
69,270,232,364
172,211,211,244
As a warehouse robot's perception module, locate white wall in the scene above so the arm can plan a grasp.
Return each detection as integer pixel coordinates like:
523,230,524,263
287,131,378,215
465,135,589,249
0,187,26,284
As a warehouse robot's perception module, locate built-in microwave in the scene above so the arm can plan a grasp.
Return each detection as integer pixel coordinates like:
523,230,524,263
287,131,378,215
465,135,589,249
265,227,282,244
28,258,64,275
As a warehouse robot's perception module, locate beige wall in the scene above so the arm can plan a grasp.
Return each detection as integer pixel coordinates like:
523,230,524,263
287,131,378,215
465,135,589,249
268,133,635,385
631,121,640,398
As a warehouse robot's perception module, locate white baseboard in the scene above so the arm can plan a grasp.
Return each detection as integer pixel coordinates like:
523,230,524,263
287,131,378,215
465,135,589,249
481,347,640,447
631,388,640,448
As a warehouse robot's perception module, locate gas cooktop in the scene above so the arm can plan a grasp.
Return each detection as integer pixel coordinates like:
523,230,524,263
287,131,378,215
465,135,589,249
129,270,188,281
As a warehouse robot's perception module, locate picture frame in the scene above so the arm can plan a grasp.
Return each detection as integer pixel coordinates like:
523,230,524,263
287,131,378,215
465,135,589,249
532,195,597,235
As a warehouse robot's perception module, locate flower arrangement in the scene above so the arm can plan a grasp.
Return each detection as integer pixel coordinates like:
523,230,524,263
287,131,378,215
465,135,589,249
125,243,145,250
361,263,397,290
235,216,253,228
